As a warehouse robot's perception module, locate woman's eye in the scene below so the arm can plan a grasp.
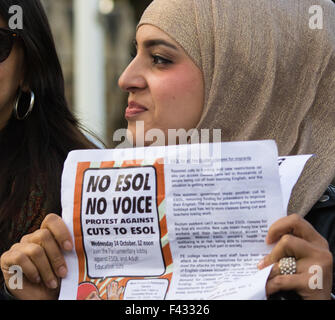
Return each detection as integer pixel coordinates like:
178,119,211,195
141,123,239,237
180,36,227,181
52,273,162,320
152,55,172,65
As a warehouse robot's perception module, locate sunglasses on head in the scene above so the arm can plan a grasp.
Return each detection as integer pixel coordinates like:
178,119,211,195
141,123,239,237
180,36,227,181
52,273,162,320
0,28,19,63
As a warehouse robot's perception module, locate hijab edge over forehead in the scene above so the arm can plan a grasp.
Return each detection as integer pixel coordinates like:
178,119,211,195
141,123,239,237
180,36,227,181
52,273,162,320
137,0,202,68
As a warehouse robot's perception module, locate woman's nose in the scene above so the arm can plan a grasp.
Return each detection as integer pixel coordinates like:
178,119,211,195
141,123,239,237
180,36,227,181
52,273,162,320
118,59,147,93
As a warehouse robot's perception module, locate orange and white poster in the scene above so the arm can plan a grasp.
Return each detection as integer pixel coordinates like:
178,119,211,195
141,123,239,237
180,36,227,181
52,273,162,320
65,157,172,300
59,142,311,300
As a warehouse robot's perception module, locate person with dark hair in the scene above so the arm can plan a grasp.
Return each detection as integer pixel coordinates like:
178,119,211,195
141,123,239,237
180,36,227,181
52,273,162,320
1,0,334,301
0,0,98,299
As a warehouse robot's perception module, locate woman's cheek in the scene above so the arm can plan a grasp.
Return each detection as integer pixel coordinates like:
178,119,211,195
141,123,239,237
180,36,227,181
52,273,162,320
0,75,14,110
0,51,24,111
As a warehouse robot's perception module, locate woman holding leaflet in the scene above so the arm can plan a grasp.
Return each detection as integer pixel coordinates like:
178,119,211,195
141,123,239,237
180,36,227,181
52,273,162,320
1,0,334,300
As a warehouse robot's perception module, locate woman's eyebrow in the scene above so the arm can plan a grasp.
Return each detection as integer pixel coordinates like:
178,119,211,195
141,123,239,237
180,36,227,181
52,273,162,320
134,39,179,51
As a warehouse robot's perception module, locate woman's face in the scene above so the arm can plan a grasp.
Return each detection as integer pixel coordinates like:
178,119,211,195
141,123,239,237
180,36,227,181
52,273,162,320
0,18,24,130
118,25,205,146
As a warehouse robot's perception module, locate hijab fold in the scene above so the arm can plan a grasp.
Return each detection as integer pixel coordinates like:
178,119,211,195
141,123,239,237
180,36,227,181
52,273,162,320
138,0,335,217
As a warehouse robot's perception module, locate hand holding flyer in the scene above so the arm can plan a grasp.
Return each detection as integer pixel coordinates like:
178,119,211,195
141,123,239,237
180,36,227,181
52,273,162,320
59,141,311,300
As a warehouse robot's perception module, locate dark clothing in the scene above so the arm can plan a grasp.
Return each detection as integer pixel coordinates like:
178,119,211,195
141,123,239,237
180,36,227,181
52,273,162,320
305,185,335,294
270,185,335,300
0,184,48,300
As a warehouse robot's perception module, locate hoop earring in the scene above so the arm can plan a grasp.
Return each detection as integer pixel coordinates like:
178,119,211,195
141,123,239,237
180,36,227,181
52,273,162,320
14,90,35,120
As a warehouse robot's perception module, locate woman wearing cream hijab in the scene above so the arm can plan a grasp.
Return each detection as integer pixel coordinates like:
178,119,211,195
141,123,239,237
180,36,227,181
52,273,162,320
135,0,335,219
1,0,334,300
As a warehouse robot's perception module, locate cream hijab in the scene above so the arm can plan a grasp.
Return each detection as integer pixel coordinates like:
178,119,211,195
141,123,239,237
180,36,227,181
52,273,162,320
138,0,335,217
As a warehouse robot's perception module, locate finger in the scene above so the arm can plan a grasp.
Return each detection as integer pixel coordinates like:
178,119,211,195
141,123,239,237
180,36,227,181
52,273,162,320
86,292,101,300
1,248,41,285
41,214,73,251
24,229,68,278
20,233,33,244
260,234,315,268
266,214,328,248
117,286,124,297
107,283,112,299
17,243,59,289
267,263,280,279
110,281,118,295
85,292,96,300
266,274,304,297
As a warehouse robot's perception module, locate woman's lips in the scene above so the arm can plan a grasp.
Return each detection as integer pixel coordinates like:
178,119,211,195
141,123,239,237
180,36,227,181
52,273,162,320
125,102,148,119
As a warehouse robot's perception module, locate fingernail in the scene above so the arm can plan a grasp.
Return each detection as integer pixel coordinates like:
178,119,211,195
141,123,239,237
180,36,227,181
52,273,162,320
63,240,73,251
48,280,58,289
257,259,265,270
58,266,67,278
